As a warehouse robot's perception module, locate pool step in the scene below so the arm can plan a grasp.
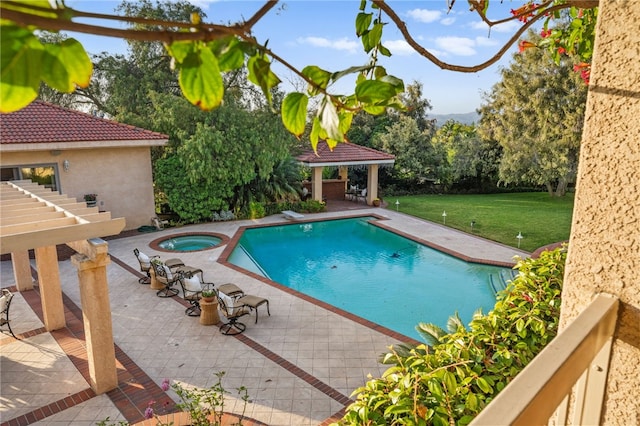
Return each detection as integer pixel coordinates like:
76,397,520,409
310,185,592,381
490,269,519,295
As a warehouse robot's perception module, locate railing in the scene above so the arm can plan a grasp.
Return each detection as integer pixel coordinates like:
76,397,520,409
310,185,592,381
471,293,619,426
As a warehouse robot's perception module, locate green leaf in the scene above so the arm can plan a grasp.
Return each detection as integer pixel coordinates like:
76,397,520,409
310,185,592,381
362,22,383,53
318,95,342,141
310,117,321,152
331,65,373,84
301,65,331,91
0,25,43,113
355,12,372,36
213,37,245,72
41,38,92,92
1,0,58,19
443,371,457,394
178,48,224,110
165,41,192,64
281,92,308,138
247,54,281,105
355,80,398,104
466,393,478,411
475,377,491,394
378,44,392,57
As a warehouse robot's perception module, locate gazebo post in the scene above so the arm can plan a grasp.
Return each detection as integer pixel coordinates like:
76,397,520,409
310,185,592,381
311,166,324,202
366,164,379,205
11,250,34,291
34,245,66,331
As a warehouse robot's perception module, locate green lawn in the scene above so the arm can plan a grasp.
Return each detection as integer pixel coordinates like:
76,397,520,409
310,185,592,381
387,192,574,252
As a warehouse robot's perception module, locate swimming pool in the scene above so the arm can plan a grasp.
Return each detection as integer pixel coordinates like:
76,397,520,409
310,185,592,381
228,217,511,340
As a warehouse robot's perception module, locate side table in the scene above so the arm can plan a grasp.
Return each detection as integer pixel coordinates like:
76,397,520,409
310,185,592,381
199,300,220,325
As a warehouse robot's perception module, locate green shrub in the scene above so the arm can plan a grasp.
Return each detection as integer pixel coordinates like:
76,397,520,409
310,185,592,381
335,246,566,426
248,201,266,219
298,199,326,213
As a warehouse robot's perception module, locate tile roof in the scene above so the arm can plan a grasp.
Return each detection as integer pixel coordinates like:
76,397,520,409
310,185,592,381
296,141,395,165
0,100,168,144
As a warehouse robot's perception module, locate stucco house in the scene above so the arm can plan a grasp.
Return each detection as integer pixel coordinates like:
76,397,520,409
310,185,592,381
0,101,168,230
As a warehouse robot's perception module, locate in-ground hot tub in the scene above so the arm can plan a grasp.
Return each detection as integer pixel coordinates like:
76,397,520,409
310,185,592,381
149,232,228,252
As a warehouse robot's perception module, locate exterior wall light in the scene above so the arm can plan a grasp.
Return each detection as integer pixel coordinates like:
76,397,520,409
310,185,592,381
63,159,70,171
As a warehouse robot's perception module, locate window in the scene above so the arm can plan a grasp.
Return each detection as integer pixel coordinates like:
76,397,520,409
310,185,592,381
1,164,59,191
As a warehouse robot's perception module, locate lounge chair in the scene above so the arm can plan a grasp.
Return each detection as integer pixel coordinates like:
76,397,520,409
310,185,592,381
177,269,214,317
217,290,252,335
216,283,270,324
151,260,181,298
0,288,16,338
134,248,159,284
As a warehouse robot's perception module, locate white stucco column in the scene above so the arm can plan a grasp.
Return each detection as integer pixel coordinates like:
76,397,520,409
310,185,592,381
34,245,65,331
72,248,117,394
11,250,34,291
311,166,323,202
366,164,379,205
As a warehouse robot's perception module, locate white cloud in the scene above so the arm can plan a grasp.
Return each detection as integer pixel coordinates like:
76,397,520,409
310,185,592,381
296,36,359,53
470,19,521,34
407,8,442,23
434,36,477,56
475,36,499,47
384,40,415,56
440,17,456,26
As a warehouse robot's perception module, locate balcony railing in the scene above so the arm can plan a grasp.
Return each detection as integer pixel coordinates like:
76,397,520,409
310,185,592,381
471,293,619,426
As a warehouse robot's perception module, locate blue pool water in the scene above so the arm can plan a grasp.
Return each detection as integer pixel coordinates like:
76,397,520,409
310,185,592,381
228,217,510,340
158,235,221,251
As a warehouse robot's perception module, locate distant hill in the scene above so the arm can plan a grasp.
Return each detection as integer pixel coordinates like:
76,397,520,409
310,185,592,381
430,111,480,127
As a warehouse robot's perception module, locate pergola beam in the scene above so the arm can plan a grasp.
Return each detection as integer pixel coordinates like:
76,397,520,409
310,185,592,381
0,180,124,395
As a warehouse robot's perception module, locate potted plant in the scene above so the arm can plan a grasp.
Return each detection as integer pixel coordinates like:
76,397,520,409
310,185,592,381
372,198,381,207
84,193,97,207
201,289,217,303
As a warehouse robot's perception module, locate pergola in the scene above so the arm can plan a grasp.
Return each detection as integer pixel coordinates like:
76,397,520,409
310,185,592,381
0,180,125,394
296,141,395,205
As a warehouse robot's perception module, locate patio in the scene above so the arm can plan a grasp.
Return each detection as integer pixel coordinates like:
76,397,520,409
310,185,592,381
0,206,528,426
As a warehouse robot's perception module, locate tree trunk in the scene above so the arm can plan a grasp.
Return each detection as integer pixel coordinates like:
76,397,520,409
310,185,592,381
545,182,554,196
554,177,568,197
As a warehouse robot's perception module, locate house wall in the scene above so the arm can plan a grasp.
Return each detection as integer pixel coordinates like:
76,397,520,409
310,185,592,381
560,1,640,423
2,146,156,231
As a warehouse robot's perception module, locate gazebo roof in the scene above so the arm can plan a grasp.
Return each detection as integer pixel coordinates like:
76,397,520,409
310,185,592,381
296,141,395,168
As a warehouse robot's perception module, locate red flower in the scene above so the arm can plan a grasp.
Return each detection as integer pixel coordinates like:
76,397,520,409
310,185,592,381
518,40,537,53
558,47,566,55
574,62,591,84
540,29,552,38
511,3,539,23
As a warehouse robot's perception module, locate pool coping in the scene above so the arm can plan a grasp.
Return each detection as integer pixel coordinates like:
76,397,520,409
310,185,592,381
148,231,230,253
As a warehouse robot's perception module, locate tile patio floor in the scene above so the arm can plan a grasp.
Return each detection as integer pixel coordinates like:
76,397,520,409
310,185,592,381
0,206,529,426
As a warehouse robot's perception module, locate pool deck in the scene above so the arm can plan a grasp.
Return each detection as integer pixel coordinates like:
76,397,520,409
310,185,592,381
0,206,530,426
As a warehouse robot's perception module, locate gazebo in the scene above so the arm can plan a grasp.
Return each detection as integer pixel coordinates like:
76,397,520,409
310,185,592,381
0,180,125,394
295,141,395,205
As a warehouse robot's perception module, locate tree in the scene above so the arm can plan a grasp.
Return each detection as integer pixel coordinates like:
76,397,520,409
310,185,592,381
1,0,598,147
153,95,297,222
375,115,445,185
432,121,501,192
477,31,587,196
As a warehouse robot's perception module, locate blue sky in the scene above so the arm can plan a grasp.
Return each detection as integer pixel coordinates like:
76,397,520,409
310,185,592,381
64,1,534,115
